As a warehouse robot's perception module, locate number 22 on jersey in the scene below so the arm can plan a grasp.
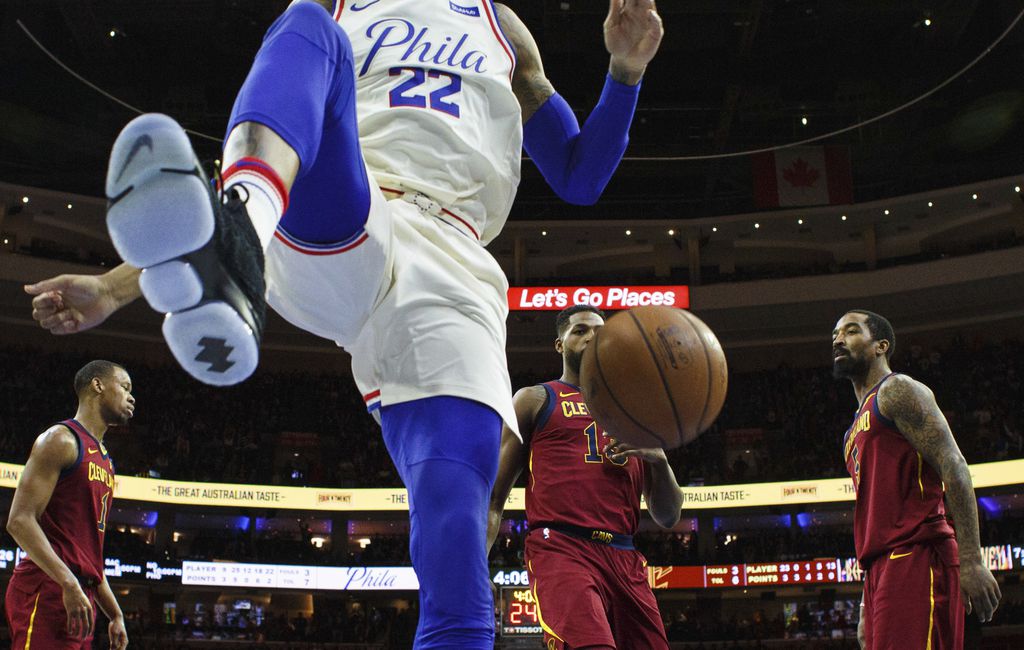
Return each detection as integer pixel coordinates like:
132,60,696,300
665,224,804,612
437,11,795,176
389,67,462,117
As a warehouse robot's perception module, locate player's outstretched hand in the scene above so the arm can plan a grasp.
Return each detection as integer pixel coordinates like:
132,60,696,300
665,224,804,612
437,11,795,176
26,274,120,335
960,560,1001,622
109,615,129,650
62,582,94,639
605,0,664,79
602,434,667,465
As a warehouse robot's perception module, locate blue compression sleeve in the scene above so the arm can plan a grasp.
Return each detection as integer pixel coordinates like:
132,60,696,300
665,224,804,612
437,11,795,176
523,74,641,205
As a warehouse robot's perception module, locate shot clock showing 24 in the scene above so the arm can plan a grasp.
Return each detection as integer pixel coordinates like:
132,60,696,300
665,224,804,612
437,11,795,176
500,587,542,636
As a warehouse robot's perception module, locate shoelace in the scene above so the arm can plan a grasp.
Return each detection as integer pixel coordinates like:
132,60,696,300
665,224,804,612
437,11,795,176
211,162,250,206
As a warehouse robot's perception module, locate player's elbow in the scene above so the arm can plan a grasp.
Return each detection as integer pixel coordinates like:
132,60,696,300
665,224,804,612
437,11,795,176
651,506,682,530
6,513,29,539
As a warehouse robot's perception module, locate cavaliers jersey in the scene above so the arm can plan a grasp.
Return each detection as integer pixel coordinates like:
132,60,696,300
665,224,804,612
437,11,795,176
14,419,115,587
525,381,645,535
842,374,955,564
334,0,522,244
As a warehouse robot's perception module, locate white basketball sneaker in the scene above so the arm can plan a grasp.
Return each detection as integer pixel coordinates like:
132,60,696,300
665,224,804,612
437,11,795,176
106,113,266,386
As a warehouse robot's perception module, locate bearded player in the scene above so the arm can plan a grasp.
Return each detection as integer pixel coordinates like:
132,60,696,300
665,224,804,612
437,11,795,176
832,310,1000,649
488,304,682,649
5,361,132,650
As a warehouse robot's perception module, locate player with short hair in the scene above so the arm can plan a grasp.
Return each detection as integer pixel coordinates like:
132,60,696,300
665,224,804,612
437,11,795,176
832,310,1001,649
488,304,682,649
26,1,663,646
5,360,132,650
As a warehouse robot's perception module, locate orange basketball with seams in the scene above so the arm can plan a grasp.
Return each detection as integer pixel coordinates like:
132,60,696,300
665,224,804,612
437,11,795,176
580,306,728,449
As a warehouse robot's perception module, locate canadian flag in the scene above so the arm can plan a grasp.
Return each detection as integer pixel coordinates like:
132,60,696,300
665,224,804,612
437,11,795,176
752,146,853,208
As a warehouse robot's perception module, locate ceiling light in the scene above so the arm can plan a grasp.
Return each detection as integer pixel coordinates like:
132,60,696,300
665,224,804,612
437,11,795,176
67,203,73,209
797,219,803,225
21,196,29,204
2,239,8,245
927,201,933,207
754,223,760,229
972,193,978,200
923,18,932,27
541,231,547,236
883,209,890,215
712,227,717,233
109,29,116,37
1015,186,1020,193
800,117,808,126
841,215,847,221
667,229,674,236
625,230,631,236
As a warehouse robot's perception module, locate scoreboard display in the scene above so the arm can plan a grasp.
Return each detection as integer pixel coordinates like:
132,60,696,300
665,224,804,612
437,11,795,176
652,559,843,589
499,587,542,636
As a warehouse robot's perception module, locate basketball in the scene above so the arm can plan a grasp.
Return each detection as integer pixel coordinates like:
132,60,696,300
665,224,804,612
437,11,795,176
580,306,728,450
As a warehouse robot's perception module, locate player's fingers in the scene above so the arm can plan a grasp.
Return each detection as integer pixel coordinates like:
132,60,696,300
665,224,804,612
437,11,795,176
606,0,624,24
981,588,999,621
84,601,94,637
24,276,72,296
40,309,80,333
31,290,62,311
31,306,56,324
70,606,85,637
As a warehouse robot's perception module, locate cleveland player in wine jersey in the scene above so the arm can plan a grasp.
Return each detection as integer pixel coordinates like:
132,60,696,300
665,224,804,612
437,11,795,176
5,360,132,649
489,305,683,650
832,311,1000,649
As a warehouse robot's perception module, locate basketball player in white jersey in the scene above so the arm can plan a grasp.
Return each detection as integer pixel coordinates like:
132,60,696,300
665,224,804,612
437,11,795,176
27,1,663,646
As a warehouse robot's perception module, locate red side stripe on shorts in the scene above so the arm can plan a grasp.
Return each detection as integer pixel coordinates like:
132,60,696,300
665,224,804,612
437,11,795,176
363,389,381,403
441,208,480,240
379,186,480,240
273,231,368,256
334,0,345,21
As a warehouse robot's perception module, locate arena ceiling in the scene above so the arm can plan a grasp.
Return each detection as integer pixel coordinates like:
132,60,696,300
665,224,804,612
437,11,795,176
2,0,1024,220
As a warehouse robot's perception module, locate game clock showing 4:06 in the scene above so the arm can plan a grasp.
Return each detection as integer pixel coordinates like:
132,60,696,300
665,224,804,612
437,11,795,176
500,587,542,636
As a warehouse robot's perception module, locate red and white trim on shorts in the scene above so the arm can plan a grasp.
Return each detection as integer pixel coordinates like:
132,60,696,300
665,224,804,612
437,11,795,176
379,186,481,241
333,0,344,21
273,226,369,256
480,0,516,81
363,389,382,414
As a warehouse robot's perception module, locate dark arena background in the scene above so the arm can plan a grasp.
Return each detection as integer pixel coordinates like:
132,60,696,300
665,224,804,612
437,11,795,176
2,1,1024,648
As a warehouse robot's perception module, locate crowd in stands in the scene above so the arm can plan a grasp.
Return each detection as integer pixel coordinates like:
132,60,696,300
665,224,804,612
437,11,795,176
101,602,410,646
1,335,1020,490
90,599,1024,648
94,509,1024,570
1,337,1022,572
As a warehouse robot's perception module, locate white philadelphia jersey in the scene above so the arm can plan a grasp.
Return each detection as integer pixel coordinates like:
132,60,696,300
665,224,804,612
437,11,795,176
335,0,522,244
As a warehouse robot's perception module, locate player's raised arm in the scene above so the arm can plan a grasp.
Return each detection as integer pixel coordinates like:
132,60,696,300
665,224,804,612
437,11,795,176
7,427,96,638
486,385,546,551
877,374,1002,622
495,1,663,205
25,263,142,335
